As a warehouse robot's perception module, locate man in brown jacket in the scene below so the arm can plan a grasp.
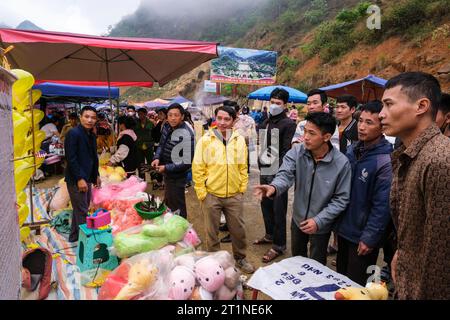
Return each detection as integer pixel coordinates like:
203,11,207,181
380,72,450,300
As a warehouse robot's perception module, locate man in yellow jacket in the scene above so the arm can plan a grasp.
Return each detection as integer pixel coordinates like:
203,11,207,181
193,106,255,274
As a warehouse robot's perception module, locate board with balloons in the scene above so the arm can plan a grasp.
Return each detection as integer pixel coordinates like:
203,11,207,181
10,69,46,242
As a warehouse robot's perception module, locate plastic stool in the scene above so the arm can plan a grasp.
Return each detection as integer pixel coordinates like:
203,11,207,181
76,224,118,273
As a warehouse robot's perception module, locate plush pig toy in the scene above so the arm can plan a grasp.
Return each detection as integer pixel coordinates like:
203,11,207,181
168,266,196,300
183,227,201,247
194,256,225,293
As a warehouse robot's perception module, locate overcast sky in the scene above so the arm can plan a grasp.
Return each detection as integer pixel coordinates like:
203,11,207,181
0,0,141,35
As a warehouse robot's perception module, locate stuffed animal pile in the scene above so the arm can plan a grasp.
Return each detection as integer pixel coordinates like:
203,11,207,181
170,251,243,300
98,249,243,300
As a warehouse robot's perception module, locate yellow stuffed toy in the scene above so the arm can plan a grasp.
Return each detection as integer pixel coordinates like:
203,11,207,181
334,282,389,300
114,260,158,300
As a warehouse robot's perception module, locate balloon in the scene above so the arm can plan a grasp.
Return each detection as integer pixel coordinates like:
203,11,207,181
18,204,30,226
14,172,33,194
11,69,35,95
12,111,31,145
20,227,31,242
31,89,41,105
35,156,45,168
23,108,44,128
14,159,29,171
17,191,27,206
14,163,34,194
14,143,25,158
23,130,46,154
11,70,35,112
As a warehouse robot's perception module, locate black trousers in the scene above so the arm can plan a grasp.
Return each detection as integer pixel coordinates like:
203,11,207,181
382,220,397,265
137,147,153,179
336,236,380,286
291,221,330,266
260,175,288,252
164,176,187,219
67,183,92,242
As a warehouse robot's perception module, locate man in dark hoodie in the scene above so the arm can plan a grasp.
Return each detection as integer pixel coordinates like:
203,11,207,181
336,100,393,285
151,103,195,218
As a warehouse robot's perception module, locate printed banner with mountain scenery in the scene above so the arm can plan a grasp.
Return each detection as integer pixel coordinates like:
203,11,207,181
211,46,277,85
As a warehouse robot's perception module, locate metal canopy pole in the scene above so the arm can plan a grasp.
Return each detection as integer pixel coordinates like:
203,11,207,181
29,89,36,232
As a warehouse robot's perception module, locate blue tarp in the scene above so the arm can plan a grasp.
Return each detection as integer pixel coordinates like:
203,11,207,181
319,74,386,91
248,85,307,103
169,95,192,104
33,82,120,99
144,101,169,109
319,74,387,102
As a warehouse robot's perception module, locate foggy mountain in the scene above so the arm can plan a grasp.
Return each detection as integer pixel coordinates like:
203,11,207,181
109,0,271,44
16,20,43,31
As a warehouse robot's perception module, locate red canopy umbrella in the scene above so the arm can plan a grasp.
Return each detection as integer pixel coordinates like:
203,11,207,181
0,28,218,87
0,28,218,132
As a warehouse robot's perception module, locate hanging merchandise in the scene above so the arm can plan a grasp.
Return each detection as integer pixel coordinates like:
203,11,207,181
9,68,45,241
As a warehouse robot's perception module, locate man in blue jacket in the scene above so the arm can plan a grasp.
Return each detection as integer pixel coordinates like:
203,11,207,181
64,106,101,242
335,100,393,285
255,112,351,265
151,103,195,219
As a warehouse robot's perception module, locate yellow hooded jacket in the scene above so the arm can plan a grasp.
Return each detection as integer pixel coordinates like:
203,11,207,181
192,129,248,201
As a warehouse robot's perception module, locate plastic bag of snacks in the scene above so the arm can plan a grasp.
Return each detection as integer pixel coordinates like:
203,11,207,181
103,198,145,235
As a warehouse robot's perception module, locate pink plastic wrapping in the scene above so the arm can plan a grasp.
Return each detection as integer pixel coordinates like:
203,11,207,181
92,176,147,205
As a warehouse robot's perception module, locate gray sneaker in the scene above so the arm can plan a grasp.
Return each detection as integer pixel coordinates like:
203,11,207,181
236,258,255,274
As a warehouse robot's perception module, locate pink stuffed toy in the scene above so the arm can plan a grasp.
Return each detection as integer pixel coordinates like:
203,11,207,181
183,227,201,247
194,256,225,293
168,266,196,300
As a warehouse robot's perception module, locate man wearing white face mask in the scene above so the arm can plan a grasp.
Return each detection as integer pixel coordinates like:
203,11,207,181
126,105,138,120
255,88,296,263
